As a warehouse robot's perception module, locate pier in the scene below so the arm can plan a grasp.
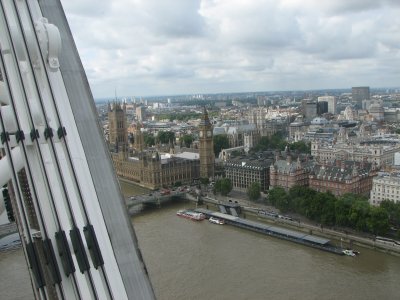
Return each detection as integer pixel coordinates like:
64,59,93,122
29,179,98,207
195,208,344,255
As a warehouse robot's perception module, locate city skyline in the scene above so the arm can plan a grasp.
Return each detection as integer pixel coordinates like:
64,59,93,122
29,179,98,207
61,0,400,98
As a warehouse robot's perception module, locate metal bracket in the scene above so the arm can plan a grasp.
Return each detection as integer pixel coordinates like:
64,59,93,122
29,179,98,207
35,18,61,71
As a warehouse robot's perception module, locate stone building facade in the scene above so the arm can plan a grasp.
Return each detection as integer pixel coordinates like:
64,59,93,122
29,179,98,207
109,105,213,189
111,150,200,189
225,157,272,192
370,172,400,206
108,102,128,150
311,141,400,167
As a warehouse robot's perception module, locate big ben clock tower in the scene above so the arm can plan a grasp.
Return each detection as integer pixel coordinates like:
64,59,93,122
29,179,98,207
199,107,215,179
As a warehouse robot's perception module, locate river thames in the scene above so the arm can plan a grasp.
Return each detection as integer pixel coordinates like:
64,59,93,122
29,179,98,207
1,182,399,299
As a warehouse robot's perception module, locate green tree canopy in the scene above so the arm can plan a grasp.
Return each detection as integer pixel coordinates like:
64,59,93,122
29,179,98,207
143,132,155,146
213,134,229,157
251,132,287,152
157,131,175,144
268,187,290,212
367,206,390,235
380,200,400,228
214,178,232,196
289,141,311,154
348,199,370,231
247,182,261,201
181,134,194,148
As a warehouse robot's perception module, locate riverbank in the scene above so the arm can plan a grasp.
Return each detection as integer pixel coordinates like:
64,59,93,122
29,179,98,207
118,179,400,256
201,195,400,256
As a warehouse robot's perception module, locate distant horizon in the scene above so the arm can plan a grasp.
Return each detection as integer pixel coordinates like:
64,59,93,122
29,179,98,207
93,86,400,102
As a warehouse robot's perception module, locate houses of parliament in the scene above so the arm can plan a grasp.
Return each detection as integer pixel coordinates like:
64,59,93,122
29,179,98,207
107,102,214,189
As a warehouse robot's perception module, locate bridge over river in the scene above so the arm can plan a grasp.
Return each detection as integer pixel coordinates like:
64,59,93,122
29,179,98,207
126,189,200,214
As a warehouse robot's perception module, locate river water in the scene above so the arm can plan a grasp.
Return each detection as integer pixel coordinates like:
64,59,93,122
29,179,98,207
1,182,399,299
133,202,400,300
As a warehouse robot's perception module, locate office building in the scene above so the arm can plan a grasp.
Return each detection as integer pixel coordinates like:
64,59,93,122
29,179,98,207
318,96,336,114
352,87,370,107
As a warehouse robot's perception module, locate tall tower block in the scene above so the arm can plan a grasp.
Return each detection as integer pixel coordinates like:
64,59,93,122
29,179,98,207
199,107,215,179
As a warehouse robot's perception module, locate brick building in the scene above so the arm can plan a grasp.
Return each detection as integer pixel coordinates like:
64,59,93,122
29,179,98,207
269,151,314,191
309,160,377,197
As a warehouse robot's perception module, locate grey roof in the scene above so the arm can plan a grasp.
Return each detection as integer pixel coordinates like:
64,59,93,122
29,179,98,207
302,235,331,245
273,159,314,173
311,161,372,181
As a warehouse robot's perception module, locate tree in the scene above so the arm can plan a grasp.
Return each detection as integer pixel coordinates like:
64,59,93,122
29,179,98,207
181,134,194,148
251,132,287,152
367,207,390,235
213,134,229,157
214,178,232,196
335,193,359,227
319,192,336,226
348,199,370,231
247,182,261,201
380,200,400,228
143,133,155,146
289,141,311,154
268,187,290,212
289,186,316,214
157,131,175,144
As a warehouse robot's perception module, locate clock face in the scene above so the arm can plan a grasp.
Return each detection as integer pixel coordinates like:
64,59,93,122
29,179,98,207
199,131,203,137
207,130,212,137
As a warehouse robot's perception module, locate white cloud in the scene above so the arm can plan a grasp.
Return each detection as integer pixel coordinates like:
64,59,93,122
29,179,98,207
60,0,400,97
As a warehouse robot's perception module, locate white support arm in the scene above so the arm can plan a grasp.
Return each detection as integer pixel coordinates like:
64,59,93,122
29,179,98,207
0,146,24,187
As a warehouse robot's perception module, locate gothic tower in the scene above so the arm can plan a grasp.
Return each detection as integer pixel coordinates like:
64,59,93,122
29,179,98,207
108,101,128,151
134,123,145,153
199,107,215,179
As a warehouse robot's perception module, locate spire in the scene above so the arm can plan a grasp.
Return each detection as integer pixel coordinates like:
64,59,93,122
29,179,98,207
199,106,211,126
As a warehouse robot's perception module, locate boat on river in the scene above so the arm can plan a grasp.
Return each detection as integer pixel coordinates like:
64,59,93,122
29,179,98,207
342,249,356,257
209,217,224,225
177,210,205,221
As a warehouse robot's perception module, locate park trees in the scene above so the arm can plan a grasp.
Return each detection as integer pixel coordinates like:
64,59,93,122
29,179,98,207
180,134,194,148
214,178,232,196
380,200,400,229
289,141,311,154
143,132,155,147
213,134,229,157
367,207,390,235
268,187,290,212
247,182,261,201
157,131,175,144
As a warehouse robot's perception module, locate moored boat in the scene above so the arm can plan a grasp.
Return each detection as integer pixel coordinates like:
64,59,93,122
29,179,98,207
209,217,225,225
342,249,356,257
177,209,205,221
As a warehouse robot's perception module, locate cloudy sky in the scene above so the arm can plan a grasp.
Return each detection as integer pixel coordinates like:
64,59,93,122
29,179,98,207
60,0,400,98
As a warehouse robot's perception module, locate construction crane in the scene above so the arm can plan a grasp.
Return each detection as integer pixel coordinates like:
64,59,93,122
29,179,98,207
0,0,155,299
